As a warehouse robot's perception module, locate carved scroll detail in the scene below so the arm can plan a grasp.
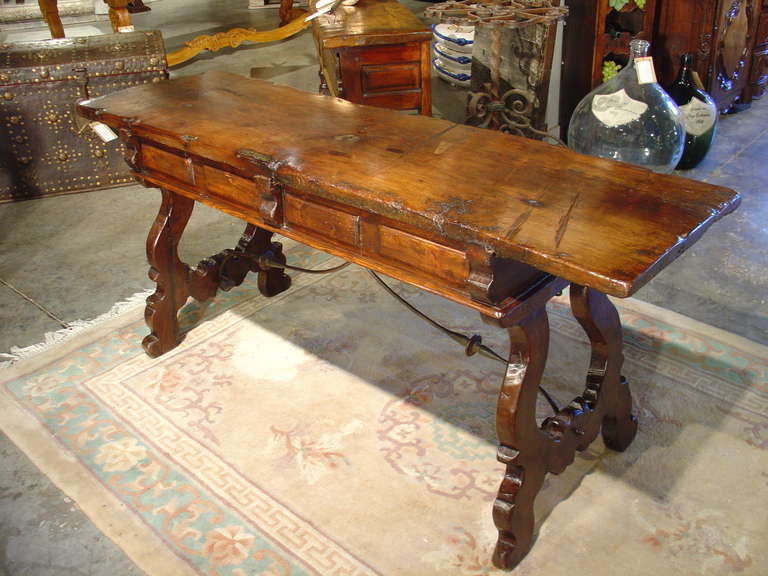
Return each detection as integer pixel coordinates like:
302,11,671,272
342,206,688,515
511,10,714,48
166,16,310,67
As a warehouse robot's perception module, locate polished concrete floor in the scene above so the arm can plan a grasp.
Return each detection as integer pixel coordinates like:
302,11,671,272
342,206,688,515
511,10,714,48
1,0,767,573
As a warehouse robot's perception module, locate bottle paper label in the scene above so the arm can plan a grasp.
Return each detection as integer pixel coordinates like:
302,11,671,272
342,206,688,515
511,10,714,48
591,89,648,127
679,98,716,136
635,57,657,84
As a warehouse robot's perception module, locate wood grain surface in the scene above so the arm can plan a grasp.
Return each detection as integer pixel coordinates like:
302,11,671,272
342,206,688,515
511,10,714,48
79,71,740,298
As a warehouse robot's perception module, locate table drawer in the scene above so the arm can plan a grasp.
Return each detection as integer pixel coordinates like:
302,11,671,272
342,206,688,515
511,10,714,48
203,165,270,208
142,144,193,185
363,222,468,287
283,193,360,248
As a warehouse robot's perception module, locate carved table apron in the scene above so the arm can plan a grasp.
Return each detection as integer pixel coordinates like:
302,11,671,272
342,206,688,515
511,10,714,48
77,71,740,570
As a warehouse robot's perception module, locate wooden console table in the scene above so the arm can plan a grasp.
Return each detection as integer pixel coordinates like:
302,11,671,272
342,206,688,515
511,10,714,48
310,0,432,114
78,71,739,569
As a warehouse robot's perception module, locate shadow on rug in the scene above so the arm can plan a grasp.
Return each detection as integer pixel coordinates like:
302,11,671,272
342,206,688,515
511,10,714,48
1,241,766,576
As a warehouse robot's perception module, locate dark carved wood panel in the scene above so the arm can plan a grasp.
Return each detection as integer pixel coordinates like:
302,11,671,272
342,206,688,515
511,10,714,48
746,0,768,99
654,0,763,111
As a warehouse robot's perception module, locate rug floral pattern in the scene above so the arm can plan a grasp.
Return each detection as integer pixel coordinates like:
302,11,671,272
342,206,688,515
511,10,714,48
2,241,767,575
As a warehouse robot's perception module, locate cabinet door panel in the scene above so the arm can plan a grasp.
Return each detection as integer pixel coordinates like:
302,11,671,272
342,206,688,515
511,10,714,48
710,0,758,107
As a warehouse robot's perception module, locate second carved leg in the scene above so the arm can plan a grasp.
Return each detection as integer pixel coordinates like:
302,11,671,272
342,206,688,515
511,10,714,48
570,285,638,452
491,285,638,570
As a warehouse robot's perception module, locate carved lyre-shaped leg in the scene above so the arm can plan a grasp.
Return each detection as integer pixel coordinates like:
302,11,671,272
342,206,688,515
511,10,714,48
491,284,639,570
570,285,638,452
143,189,194,358
492,307,551,568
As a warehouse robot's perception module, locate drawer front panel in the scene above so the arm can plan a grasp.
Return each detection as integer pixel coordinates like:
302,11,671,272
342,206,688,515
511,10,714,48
362,63,420,94
362,91,422,110
284,193,360,247
372,224,468,285
142,145,192,184
352,42,421,65
203,165,269,207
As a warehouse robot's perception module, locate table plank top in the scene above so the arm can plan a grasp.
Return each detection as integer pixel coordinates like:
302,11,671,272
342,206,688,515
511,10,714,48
310,0,431,48
79,71,740,298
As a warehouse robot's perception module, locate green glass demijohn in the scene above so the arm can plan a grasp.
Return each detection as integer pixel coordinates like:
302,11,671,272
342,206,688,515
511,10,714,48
568,39,685,174
667,53,719,170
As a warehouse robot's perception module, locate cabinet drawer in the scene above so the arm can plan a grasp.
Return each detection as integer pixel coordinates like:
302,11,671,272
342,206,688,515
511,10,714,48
284,193,360,247
351,42,421,65
362,62,420,94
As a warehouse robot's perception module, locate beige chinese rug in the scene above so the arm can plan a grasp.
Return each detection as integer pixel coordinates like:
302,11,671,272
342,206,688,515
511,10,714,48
1,241,766,576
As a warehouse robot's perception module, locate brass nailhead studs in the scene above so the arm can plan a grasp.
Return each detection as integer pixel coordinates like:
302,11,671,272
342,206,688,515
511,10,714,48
3,92,14,101
19,157,31,165
149,57,158,65
94,150,104,158
114,60,125,70
14,135,23,143
152,77,161,83
9,116,20,124
0,73,9,82
58,151,68,161
40,69,50,78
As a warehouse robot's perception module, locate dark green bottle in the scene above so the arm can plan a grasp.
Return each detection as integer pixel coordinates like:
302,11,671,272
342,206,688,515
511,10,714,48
667,53,718,170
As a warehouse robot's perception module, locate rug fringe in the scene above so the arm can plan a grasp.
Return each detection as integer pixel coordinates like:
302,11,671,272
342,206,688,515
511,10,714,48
0,289,153,370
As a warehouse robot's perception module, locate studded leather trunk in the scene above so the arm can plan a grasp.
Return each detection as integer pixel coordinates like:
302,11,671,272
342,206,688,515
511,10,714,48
0,30,167,202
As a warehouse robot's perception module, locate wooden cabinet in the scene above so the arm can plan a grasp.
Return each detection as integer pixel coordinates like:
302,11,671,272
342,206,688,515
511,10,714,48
653,0,764,111
746,0,768,100
310,0,432,115
560,0,767,136
559,0,658,138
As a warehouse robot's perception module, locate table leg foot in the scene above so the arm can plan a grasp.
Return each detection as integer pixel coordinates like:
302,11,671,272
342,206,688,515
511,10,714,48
491,285,638,569
104,0,131,31
142,189,194,358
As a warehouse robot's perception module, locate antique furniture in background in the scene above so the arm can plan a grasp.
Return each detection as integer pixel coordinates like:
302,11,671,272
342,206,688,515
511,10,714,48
561,0,767,136
748,0,768,100
425,0,567,142
34,0,310,68
559,0,658,139
37,0,134,37
653,0,768,111
0,30,167,202
165,0,309,67
310,0,432,114
79,71,739,569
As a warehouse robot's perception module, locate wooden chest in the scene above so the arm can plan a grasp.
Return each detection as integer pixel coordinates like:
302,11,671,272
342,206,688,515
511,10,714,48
0,30,167,202
310,0,432,114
